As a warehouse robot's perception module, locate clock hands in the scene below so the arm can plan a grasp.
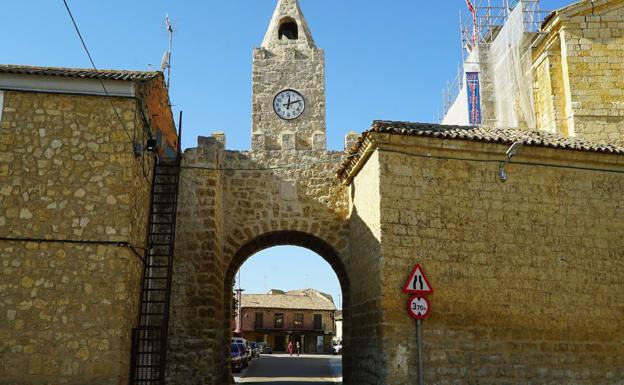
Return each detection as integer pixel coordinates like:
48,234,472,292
283,99,303,109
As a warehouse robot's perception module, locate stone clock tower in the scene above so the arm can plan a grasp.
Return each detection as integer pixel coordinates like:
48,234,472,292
252,0,326,151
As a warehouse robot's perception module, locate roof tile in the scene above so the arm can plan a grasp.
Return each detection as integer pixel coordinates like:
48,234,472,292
241,289,336,311
337,120,624,180
0,64,161,81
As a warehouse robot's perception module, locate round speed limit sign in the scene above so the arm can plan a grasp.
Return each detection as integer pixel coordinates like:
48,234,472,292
407,296,431,320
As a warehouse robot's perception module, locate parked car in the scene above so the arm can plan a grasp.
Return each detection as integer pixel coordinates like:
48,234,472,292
232,338,250,367
257,342,272,354
248,342,260,358
231,343,245,372
332,341,342,355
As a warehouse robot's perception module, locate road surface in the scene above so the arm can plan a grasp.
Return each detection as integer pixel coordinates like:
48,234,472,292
234,354,342,384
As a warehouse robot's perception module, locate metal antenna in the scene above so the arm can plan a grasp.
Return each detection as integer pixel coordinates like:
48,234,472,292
161,14,174,89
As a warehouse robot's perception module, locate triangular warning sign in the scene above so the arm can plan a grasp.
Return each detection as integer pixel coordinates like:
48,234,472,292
402,264,433,295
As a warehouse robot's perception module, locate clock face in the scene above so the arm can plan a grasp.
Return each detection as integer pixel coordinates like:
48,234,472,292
273,89,305,120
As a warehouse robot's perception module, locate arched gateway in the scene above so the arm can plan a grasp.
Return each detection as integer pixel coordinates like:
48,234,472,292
167,128,354,383
167,137,354,385
2,1,623,385
162,1,624,384
166,1,355,383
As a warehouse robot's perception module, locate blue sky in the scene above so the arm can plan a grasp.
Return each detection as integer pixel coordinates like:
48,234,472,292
235,247,343,309
4,0,572,306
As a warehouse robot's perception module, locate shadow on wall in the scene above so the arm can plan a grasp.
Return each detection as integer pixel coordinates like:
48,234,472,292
345,207,386,385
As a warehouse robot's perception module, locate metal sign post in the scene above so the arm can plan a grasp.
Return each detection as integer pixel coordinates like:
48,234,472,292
403,264,433,385
417,319,424,385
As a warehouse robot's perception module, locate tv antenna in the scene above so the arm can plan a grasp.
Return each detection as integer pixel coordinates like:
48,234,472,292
161,13,174,88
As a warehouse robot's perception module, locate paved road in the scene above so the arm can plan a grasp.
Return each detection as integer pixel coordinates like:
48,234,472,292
234,354,342,384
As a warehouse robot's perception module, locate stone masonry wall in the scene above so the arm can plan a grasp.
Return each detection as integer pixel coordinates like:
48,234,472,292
347,150,386,385
533,34,569,136
0,90,154,385
541,6,624,145
252,47,326,151
361,133,624,385
167,136,226,385
168,134,353,385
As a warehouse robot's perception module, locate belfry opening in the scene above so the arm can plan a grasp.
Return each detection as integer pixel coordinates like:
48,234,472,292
278,18,298,40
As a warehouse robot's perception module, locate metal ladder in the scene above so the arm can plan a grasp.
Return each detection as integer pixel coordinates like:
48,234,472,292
129,146,182,384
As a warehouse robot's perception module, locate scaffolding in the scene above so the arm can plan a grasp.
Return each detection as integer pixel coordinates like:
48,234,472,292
460,0,545,57
441,0,549,120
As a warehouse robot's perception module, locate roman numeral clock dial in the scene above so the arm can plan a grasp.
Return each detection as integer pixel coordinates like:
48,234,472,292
273,89,305,120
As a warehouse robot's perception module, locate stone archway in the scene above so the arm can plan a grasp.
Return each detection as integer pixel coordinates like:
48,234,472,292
222,230,351,384
166,136,354,385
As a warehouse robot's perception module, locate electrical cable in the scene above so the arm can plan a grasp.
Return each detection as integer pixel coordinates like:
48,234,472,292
61,0,136,146
170,128,624,178
374,148,624,174
0,236,145,262
61,0,153,185
179,146,623,175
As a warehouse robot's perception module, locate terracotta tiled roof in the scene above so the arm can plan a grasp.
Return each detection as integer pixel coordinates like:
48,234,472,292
241,289,336,311
0,64,162,81
337,121,624,180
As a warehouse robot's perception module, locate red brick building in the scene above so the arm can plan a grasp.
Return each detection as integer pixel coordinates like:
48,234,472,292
237,289,336,353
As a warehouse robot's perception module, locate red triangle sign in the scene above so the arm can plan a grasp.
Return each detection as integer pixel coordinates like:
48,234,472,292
402,264,433,295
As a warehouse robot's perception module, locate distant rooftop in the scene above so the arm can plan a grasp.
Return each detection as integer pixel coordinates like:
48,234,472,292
241,288,336,311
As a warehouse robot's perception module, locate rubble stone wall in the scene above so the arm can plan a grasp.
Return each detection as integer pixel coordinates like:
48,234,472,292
252,47,326,151
167,134,353,385
0,90,154,385
166,136,226,385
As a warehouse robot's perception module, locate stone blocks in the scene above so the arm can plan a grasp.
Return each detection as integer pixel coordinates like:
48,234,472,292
0,90,155,385
354,133,624,385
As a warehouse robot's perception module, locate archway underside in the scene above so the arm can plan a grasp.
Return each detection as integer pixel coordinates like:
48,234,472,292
221,230,351,384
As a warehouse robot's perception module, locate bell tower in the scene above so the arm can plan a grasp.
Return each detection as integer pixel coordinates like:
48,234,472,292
251,0,326,152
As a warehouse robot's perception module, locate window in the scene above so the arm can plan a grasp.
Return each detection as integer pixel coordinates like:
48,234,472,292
254,312,263,329
274,313,284,328
293,313,303,328
278,19,298,40
313,314,322,330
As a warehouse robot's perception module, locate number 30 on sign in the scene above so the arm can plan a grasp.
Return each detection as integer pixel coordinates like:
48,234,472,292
407,296,431,320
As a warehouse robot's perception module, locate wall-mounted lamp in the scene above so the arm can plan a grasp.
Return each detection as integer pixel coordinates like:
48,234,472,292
145,138,158,152
499,141,523,182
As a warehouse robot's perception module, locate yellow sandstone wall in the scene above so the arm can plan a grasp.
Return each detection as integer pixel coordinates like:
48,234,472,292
0,91,154,385
347,151,386,385
168,134,353,385
354,134,624,385
167,136,226,385
534,3,624,145
533,36,570,136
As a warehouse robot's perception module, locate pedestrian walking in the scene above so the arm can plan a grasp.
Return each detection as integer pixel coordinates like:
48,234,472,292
288,340,293,356
296,341,300,356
